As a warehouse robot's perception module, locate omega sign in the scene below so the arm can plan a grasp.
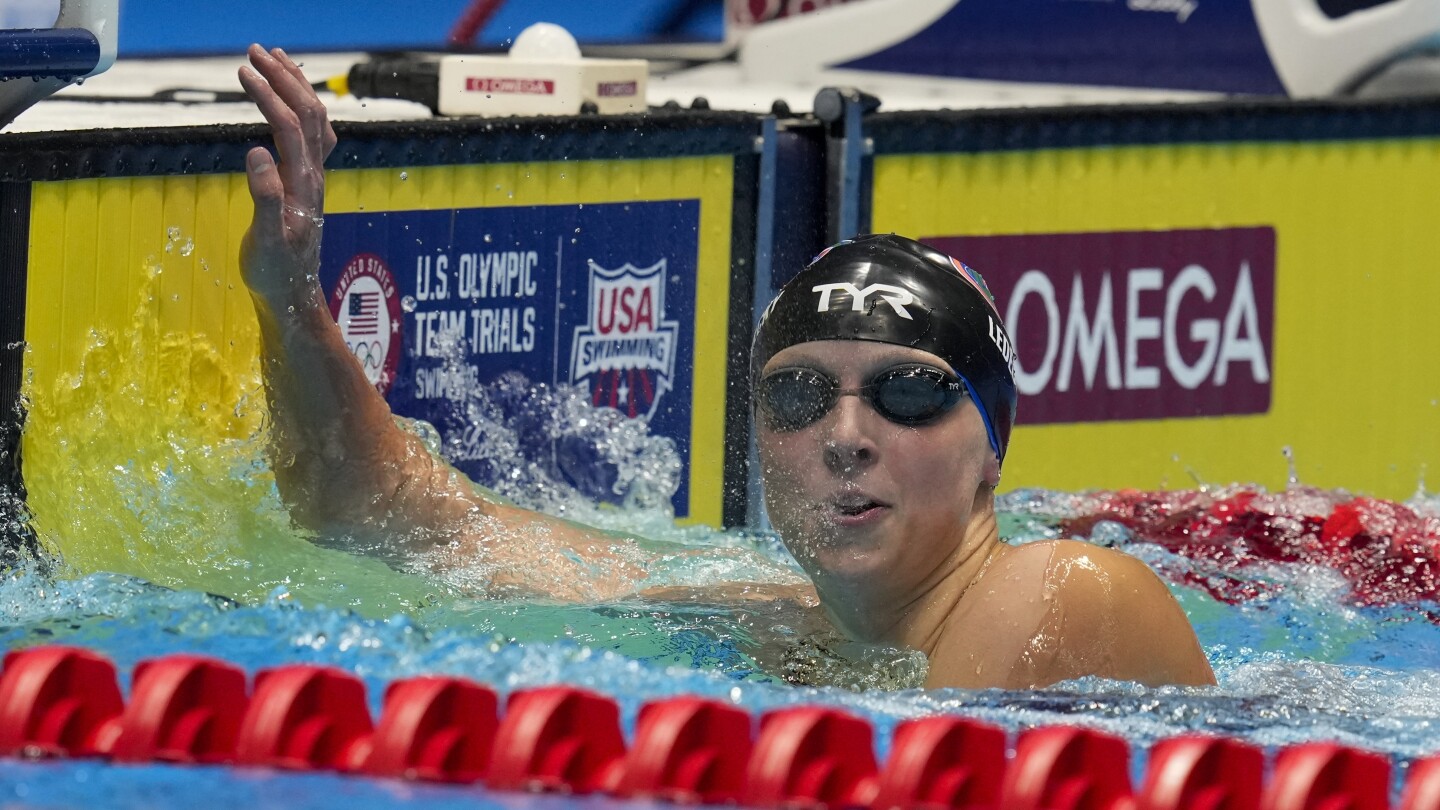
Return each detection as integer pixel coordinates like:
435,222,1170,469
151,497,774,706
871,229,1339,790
928,228,1276,424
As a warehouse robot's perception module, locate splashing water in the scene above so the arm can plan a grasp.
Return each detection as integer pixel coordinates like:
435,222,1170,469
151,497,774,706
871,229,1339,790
7,255,894,689
7,254,1440,806
17,262,439,615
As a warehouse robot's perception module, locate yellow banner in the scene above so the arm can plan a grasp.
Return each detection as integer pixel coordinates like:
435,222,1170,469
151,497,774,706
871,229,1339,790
22,156,735,591
874,141,1440,500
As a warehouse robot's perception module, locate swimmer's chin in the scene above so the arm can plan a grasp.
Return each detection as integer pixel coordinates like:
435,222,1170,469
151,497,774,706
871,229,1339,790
788,515,892,563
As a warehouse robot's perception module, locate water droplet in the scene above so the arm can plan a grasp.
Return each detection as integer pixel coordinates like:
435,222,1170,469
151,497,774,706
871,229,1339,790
179,239,195,257
399,171,409,181
483,234,493,243
401,296,417,313
166,226,180,241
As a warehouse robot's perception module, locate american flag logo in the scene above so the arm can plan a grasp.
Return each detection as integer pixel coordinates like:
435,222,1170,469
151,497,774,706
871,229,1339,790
347,291,380,336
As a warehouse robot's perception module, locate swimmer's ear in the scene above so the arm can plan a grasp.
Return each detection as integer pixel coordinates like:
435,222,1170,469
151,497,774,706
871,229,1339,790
982,453,1002,489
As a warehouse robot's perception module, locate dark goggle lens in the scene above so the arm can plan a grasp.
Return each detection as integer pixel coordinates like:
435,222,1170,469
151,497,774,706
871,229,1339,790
871,366,962,423
758,369,834,430
758,365,965,430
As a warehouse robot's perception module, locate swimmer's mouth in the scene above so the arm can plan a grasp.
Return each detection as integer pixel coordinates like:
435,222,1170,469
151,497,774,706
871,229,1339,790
828,493,889,518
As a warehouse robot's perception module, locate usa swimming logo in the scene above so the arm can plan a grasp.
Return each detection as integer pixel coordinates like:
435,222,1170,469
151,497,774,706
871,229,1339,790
328,253,402,395
570,259,680,419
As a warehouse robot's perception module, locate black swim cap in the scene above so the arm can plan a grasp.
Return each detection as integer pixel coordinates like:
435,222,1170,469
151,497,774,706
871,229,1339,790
753,234,1018,461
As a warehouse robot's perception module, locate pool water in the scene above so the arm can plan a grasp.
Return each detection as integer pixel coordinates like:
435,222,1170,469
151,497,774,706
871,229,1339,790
4,304,1440,807
4,490,1440,808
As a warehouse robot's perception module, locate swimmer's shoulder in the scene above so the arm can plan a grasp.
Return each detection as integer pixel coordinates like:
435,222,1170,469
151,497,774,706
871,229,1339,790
927,540,1212,689
923,541,1052,689
1023,539,1216,687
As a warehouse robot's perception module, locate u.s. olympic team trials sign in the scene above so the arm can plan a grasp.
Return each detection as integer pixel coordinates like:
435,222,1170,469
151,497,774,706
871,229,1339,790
318,200,701,515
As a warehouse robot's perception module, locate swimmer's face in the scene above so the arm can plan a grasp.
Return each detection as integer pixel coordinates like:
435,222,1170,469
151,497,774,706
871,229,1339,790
757,340,999,603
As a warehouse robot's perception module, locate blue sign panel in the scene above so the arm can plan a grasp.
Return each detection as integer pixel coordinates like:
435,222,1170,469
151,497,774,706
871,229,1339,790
842,0,1286,95
318,200,702,515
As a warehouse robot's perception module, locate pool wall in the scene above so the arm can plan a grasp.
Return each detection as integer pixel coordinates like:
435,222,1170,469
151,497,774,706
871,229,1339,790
0,114,764,579
4,96,1440,568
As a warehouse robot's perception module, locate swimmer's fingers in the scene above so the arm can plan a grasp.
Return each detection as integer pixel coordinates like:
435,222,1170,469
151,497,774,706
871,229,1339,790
270,47,338,160
240,45,326,207
238,55,305,174
258,46,335,171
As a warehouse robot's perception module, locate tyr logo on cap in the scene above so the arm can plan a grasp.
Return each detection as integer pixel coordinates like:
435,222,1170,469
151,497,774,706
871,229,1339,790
812,282,915,320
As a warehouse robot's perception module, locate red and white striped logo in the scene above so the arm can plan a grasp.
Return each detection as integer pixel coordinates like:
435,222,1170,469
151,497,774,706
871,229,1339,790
329,253,403,395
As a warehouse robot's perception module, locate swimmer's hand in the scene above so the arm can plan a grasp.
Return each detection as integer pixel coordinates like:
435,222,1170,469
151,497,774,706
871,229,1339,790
237,44,336,304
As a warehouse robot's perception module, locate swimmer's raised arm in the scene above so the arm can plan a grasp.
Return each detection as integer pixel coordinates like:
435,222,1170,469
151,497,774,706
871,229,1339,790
236,46,593,566
234,45,808,604
237,45,474,545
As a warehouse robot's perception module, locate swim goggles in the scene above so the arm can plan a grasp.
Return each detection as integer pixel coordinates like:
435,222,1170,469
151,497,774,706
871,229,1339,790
757,364,968,431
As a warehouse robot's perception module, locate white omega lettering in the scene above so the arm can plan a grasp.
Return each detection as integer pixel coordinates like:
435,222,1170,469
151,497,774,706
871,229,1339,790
1006,256,1269,398
1163,264,1219,389
1056,273,1121,393
1004,270,1060,396
811,282,915,319
1214,261,1270,385
1124,268,1163,389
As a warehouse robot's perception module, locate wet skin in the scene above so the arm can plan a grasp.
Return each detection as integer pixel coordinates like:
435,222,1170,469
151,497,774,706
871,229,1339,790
238,44,1214,690
758,340,1215,689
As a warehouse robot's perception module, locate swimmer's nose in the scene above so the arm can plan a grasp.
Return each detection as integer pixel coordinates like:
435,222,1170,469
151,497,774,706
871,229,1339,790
822,394,878,475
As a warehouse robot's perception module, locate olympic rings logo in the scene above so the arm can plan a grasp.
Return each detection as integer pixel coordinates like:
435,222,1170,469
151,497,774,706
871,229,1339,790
350,341,385,370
